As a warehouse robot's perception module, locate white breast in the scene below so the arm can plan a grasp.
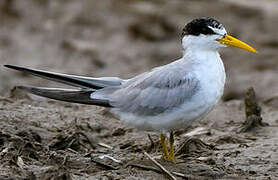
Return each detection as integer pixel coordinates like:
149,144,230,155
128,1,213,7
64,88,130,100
195,51,226,106
157,50,226,132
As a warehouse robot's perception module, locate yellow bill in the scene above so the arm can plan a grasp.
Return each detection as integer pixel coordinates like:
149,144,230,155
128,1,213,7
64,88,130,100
217,34,257,53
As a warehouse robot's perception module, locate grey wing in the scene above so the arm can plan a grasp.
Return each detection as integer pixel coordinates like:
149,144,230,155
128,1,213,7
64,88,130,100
104,66,200,116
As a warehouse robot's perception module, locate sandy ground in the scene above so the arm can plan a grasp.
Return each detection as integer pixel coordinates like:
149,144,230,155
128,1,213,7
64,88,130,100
0,0,278,179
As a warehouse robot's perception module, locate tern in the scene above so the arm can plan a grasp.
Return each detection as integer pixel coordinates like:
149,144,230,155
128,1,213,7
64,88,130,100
4,17,257,162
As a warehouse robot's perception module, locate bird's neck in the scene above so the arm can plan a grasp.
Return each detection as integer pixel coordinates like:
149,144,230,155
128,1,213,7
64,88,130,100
182,47,221,64
181,46,226,84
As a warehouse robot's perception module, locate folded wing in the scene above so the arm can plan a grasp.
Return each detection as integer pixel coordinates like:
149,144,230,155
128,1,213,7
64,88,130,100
94,65,200,116
4,65,123,89
5,64,200,114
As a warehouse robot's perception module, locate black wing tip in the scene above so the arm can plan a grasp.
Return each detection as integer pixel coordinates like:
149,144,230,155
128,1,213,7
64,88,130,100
15,85,113,107
4,64,14,68
4,65,24,71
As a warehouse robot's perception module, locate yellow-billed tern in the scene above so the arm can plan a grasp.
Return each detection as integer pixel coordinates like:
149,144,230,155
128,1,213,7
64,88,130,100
4,17,257,162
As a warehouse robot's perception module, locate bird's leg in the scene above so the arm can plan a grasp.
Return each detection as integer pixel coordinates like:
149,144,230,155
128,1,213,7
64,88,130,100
169,131,176,162
160,134,169,158
160,133,177,163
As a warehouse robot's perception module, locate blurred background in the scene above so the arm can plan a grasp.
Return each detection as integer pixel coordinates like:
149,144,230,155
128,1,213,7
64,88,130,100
0,0,278,101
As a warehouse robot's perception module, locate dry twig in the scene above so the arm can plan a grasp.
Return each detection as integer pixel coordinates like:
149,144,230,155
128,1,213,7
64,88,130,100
98,142,113,149
129,163,188,178
143,151,177,180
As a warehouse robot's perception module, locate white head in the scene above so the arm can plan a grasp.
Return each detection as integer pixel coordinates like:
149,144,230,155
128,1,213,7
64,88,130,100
181,17,257,53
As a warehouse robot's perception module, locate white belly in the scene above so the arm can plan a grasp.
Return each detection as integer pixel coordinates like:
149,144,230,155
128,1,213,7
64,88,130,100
112,74,225,132
116,86,223,132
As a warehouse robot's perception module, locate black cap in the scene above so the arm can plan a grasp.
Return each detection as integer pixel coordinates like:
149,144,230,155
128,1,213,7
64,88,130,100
182,17,223,37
